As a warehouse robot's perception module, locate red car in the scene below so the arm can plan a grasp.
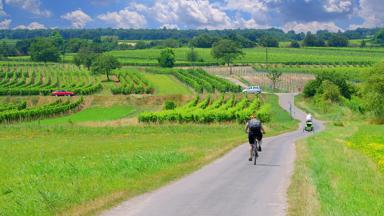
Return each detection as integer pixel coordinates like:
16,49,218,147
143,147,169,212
52,90,75,97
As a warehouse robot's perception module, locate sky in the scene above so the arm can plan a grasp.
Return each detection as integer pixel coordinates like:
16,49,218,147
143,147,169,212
0,0,383,33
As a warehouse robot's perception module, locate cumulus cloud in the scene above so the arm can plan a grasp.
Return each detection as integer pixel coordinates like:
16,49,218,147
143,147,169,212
14,21,46,30
323,0,353,13
4,0,51,17
61,10,92,29
130,0,233,29
354,0,384,28
98,8,147,29
0,19,11,29
283,21,343,33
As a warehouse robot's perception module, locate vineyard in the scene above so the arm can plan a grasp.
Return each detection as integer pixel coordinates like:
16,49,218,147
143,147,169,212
0,97,83,123
139,95,271,123
147,68,242,93
112,68,154,94
0,64,102,96
107,47,384,66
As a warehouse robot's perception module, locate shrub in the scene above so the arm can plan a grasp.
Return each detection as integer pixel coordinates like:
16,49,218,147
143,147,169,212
164,101,176,110
303,80,320,97
363,61,384,122
320,80,342,102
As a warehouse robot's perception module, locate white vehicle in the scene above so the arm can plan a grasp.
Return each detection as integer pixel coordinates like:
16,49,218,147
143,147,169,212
242,86,262,94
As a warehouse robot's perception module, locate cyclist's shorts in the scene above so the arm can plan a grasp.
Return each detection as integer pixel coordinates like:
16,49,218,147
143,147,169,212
248,132,262,144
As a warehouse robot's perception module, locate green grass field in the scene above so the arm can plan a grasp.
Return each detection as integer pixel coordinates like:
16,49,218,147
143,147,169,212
0,94,297,215
142,73,193,95
288,95,384,215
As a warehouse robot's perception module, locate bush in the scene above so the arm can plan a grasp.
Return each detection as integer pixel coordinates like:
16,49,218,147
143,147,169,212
158,48,176,68
303,80,320,97
363,61,384,122
320,80,342,102
164,101,176,110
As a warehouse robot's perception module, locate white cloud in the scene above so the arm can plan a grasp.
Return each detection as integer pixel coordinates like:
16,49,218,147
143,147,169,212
283,21,343,33
130,0,233,29
98,8,147,29
323,0,353,13
61,10,92,29
4,0,51,17
354,0,384,28
0,19,11,29
14,22,46,30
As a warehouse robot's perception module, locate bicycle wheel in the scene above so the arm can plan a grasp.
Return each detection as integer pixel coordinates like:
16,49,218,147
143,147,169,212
254,142,258,165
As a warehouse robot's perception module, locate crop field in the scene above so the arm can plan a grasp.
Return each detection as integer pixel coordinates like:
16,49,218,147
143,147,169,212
139,94,270,123
142,73,193,95
108,47,384,66
0,64,102,96
111,68,154,95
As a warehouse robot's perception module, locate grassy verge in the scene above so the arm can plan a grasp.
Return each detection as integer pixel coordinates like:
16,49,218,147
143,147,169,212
0,94,297,215
288,95,384,215
143,73,193,95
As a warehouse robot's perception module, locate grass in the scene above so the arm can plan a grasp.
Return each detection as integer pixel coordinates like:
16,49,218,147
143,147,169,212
142,73,193,95
33,105,136,125
288,95,384,215
0,93,297,215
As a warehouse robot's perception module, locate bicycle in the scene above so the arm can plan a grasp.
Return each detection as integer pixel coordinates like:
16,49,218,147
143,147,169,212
252,139,261,165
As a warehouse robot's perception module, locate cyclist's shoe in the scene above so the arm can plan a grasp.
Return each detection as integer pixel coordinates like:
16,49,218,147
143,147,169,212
248,157,252,161
258,145,262,152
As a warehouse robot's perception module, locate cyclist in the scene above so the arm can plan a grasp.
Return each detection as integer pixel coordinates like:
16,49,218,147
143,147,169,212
245,114,265,161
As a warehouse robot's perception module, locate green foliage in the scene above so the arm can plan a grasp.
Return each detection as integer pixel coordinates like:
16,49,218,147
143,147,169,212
327,34,349,47
0,98,83,123
30,38,61,62
190,34,219,48
363,62,384,122
186,47,200,63
319,80,342,102
374,29,384,44
303,32,325,47
164,101,177,110
289,40,300,48
111,69,154,95
259,36,279,47
303,80,320,97
139,95,271,124
91,54,121,81
74,47,98,69
211,39,244,66
158,48,176,68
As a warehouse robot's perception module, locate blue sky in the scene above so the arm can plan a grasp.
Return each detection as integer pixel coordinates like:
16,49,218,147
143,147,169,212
0,0,383,33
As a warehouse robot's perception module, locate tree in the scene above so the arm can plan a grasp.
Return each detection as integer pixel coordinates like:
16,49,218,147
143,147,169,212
328,34,349,47
259,36,279,47
303,32,325,47
74,47,98,70
29,38,61,62
374,28,384,45
91,54,121,81
364,61,384,122
360,40,367,48
267,69,283,91
190,34,219,48
158,48,176,68
15,39,32,55
289,40,300,48
211,39,244,74
186,46,199,66
135,41,147,49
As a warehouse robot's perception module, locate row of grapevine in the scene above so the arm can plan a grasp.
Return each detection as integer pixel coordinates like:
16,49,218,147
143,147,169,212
0,64,102,96
0,98,84,123
145,68,242,93
0,101,27,112
111,69,154,94
139,95,271,123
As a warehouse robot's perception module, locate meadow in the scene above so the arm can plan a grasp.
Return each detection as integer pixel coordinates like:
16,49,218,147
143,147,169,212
288,95,384,215
0,94,297,215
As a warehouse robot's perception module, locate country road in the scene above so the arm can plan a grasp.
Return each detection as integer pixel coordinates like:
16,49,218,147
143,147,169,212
102,93,324,216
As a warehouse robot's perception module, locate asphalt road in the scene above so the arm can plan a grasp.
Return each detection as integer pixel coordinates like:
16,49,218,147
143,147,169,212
102,93,324,216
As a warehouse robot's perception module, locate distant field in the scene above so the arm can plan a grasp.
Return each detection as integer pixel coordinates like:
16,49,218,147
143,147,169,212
142,73,193,95
108,47,384,66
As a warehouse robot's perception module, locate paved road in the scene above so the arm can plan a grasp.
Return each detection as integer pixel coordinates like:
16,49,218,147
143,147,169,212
102,93,324,216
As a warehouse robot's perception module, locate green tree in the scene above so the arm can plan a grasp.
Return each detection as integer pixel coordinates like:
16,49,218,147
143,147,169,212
259,36,279,47
30,38,61,62
186,46,199,66
91,54,121,81
74,47,98,70
374,29,384,45
158,48,176,68
135,41,147,49
211,39,244,74
327,34,349,47
364,61,384,122
289,40,300,48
